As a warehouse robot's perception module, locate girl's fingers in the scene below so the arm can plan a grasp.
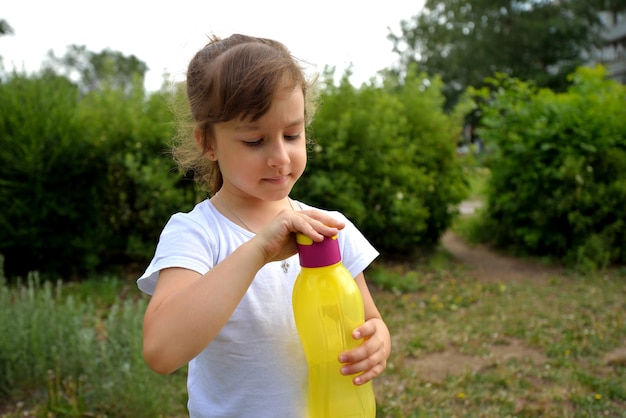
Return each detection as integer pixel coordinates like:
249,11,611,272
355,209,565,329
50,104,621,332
255,209,345,262
339,351,386,385
292,213,343,240
339,342,378,374
337,319,388,384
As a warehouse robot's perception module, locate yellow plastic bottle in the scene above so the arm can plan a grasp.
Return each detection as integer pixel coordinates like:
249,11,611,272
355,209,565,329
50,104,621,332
292,234,376,418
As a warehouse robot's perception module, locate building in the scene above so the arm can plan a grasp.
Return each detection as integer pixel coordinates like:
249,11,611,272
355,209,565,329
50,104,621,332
597,10,626,83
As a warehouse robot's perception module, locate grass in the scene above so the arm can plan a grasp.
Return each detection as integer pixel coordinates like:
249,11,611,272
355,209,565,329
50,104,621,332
1,177,626,418
0,273,188,418
1,256,624,417
462,164,490,202
369,254,626,417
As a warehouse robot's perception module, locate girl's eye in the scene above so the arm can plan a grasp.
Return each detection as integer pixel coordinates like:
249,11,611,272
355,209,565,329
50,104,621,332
243,134,301,146
243,139,263,147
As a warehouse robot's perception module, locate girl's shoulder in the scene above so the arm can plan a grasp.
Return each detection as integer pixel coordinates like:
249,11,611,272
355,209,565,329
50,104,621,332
168,199,224,230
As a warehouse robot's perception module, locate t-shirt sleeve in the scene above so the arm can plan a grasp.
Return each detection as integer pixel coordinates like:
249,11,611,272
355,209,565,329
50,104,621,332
137,212,215,295
334,212,379,278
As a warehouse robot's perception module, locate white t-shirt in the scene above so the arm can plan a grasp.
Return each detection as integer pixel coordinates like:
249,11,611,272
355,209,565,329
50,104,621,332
137,199,379,418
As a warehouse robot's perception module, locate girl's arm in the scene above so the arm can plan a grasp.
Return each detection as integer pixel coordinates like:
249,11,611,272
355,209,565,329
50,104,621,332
142,238,267,374
142,209,343,374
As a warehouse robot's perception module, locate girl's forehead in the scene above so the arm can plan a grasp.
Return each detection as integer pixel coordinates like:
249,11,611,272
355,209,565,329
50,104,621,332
236,87,305,125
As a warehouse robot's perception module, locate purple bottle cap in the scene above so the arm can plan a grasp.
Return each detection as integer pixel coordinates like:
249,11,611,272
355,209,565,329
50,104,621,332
296,234,341,268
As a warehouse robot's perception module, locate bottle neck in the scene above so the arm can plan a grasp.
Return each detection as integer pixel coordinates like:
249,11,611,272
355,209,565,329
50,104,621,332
299,261,342,270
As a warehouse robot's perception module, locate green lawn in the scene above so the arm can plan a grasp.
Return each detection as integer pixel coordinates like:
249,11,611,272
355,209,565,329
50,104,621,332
1,226,625,416
368,247,626,417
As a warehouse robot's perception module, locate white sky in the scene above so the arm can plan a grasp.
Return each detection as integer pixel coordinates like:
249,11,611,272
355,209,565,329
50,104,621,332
1,1,424,91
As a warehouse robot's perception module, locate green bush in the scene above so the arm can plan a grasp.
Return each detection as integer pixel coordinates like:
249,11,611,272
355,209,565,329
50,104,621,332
0,73,108,277
477,66,626,269
1,66,467,275
0,73,197,278
76,85,198,264
293,69,468,256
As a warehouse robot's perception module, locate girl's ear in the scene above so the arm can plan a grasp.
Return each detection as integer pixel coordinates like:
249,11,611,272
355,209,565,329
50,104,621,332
194,126,217,161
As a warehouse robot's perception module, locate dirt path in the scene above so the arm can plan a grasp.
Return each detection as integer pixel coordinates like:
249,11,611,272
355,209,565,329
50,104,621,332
405,230,565,383
440,230,562,284
414,229,626,385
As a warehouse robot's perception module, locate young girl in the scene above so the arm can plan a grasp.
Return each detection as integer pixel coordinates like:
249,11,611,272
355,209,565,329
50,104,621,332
138,33,391,417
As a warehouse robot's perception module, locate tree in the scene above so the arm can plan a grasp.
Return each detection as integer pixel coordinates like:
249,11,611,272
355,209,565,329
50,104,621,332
43,45,148,93
389,0,612,108
0,19,13,36
0,19,14,70
590,0,626,12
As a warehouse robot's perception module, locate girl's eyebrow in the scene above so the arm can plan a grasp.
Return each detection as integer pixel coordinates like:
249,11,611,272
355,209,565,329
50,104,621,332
235,118,305,132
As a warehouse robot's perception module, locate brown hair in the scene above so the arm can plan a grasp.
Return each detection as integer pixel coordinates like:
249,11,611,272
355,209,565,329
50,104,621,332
171,34,318,195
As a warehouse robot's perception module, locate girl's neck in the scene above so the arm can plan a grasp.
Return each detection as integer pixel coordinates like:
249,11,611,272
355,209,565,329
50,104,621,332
212,191,295,233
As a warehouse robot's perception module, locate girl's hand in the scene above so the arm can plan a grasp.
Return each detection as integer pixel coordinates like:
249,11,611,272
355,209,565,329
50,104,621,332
253,209,345,263
338,317,390,385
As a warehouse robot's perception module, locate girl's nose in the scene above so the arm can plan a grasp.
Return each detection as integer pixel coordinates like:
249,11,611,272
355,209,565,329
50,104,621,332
267,139,290,167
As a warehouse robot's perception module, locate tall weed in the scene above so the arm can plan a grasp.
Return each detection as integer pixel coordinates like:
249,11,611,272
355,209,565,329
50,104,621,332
0,268,187,417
